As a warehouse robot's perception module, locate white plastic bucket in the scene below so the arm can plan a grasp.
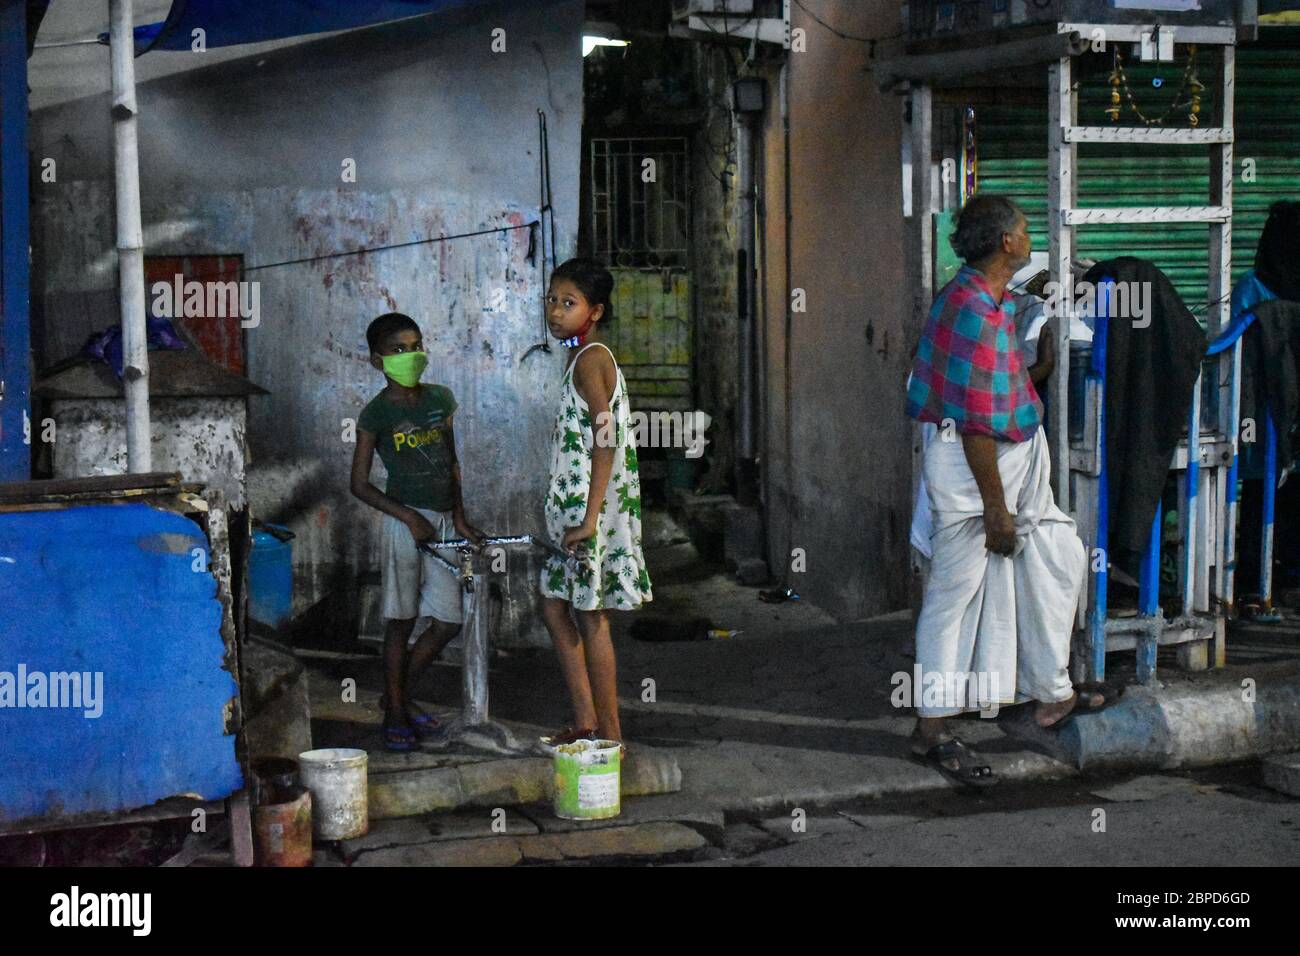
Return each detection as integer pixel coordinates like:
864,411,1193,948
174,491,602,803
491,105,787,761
298,748,368,840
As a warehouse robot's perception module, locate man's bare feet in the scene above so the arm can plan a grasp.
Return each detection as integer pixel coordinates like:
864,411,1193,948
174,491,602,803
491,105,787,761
1035,693,1077,727
910,718,952,755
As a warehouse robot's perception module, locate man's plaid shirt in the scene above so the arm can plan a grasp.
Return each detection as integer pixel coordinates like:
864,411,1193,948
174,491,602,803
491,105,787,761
906,264,1043,443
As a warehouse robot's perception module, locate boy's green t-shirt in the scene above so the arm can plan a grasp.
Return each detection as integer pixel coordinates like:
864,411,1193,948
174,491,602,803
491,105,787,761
358,384,459,511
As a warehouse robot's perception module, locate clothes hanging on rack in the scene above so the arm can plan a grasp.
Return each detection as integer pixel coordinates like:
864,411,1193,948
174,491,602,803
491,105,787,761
1083,257,1207,575
1236,298,1300,596
1242,298,1300,476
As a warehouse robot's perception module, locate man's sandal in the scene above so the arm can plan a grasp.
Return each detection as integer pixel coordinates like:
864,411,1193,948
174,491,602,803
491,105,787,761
913,737,998,789
1038,683,1121,730
1077,681,1123,707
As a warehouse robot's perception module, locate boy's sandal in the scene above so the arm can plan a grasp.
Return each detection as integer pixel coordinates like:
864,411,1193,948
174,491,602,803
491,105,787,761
914,738,998,789
383,724,417,753
406,706,446,740
380,695,445,739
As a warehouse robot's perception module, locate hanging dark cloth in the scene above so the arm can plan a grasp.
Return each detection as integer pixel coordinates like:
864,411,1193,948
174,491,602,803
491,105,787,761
1236,297,1300,594
1083,257,1207,574
26,1,50,57
1241,297,1300,472
1254,201,1300,304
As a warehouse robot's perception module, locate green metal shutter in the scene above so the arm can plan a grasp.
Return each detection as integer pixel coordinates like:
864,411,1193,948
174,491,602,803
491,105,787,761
976,32,1300,319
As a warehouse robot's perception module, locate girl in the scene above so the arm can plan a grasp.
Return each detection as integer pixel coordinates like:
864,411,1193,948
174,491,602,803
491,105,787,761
539,258,653,747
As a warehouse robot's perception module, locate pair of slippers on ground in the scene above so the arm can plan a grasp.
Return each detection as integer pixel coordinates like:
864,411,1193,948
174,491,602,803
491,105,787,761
911,683,1119,789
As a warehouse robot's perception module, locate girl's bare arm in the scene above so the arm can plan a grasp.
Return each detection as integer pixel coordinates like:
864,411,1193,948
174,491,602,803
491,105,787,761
573,348,618,534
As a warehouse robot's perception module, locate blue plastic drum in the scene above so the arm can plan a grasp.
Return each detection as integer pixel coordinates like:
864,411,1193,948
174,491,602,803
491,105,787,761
249,525,293,629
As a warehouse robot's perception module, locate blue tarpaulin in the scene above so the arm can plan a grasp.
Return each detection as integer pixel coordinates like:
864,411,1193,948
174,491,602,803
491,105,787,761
127,0,500,53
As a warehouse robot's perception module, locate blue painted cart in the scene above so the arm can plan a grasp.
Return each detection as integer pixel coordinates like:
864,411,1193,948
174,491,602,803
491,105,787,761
0,478,245,841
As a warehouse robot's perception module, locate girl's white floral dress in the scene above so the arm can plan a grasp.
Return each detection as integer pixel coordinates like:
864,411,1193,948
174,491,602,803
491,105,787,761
540,342,653,611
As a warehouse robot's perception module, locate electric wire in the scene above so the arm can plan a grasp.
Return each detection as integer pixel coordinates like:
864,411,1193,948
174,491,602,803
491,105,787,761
197,221,539,280
791,0,908,55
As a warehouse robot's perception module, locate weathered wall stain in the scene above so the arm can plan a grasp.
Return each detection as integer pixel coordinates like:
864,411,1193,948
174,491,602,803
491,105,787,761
49,398,249,511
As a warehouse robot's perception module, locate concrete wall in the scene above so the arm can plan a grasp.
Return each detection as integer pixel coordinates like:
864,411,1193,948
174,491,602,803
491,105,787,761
758,1,913,620
29,0,586,644
50,398,247,510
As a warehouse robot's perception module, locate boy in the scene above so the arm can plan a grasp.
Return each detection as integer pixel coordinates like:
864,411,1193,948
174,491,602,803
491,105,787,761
350,312,483,751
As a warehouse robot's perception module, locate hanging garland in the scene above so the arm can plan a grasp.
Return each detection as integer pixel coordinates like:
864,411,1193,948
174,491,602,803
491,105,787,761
1106,44,1205,126
962,105,977,203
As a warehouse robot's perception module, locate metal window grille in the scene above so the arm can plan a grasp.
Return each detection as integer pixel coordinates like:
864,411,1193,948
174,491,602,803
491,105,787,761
589,137,690,269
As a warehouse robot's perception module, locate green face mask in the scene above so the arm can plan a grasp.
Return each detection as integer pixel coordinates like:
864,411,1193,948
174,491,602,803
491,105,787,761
381,351,428,387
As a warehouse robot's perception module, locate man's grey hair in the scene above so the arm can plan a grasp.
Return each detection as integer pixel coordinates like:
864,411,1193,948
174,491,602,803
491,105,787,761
950,194,1023,264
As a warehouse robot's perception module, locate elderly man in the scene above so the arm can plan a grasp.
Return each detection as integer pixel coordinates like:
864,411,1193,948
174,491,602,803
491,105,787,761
904,194,1104,787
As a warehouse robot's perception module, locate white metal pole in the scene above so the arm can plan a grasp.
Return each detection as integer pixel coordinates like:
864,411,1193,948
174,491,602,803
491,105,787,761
109,0,151,472
1047,57,1076,511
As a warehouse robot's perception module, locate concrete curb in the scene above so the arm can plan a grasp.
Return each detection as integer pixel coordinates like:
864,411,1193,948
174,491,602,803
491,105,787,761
670,741,1079,815
352,662,1300,821
1059,663,1300,771
369,745,682,819
661,662,1300,815
1262,752,1300,797
348,821,707,866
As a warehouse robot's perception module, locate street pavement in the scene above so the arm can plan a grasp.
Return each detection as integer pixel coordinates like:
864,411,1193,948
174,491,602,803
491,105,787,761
300,519,1300,866
690,764,1300,866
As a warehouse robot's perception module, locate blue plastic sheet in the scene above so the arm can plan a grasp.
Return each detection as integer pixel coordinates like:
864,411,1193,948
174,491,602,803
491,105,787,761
128,0,499,53
79,315,187,381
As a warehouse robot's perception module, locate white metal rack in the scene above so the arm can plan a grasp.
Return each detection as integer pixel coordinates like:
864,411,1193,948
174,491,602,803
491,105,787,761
1048,24,1236,683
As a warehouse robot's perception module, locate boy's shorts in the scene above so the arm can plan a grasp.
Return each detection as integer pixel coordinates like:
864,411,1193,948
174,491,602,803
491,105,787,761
380,507,464,623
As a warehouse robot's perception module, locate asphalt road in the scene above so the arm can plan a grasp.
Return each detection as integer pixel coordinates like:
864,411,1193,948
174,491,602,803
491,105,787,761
694,764,1300,867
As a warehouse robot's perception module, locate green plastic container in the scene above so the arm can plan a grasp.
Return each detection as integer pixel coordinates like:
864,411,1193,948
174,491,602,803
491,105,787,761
552,739,622,820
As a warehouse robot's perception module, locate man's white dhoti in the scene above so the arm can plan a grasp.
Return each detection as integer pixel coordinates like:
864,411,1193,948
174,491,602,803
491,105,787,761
914,427,1084,717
